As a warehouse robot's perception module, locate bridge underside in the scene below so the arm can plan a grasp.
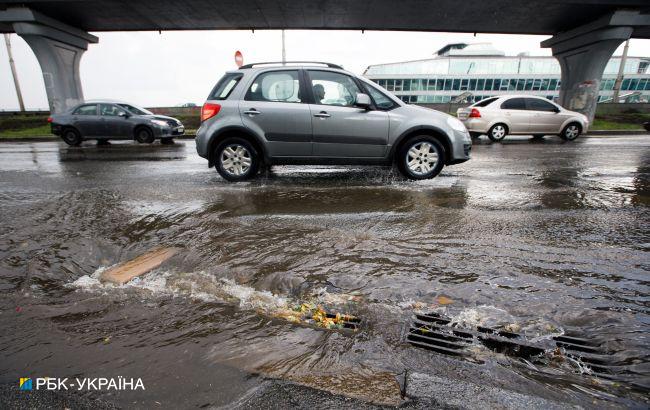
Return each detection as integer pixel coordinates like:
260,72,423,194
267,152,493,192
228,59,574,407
0,0,649,37
0,1,648,118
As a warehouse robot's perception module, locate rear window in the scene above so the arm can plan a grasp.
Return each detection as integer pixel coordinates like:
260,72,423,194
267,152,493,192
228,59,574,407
501,98,526,110
209,73,242,100
472,97,498,107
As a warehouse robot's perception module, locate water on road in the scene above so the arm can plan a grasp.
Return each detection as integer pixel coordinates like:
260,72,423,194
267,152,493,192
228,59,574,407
0,136,648,407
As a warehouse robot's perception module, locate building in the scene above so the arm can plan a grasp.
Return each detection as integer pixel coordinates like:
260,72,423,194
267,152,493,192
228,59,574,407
363,43,650,104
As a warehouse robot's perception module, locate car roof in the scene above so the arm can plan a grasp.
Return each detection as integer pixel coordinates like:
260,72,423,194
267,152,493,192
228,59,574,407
234,63,353,76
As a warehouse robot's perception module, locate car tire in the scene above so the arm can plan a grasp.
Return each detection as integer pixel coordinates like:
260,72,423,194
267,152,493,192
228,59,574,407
469,132,481,139
135,127,155,143
61,128,82,146
560,123,581,141
397,136,446,180
487,124,508,142
160,138,174,145
214,137,260,182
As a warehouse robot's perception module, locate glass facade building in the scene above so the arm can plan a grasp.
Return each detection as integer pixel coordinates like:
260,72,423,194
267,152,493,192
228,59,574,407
363,43,650,104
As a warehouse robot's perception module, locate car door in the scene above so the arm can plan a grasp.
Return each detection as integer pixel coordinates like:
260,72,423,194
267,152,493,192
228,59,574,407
307,70,389,158
71,104,101,136
525,98,564,133
499,97,529,134
99,104,131,138
239,69,312,157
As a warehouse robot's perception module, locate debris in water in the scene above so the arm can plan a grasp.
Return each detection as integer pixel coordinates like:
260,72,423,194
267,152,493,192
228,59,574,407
100,247,179,285
436,296,454,305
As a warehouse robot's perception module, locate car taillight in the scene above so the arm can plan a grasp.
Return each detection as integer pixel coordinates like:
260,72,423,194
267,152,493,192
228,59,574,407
469,108,481,118
47,117,53,123
201,103,221,122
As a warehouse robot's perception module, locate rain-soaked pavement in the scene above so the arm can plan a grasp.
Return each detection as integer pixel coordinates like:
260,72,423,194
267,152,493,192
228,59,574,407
0,135,648,409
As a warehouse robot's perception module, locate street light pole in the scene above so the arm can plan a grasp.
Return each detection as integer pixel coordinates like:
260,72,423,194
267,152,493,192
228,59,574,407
4,33,25,112
612,39,629,104
281,30,286,64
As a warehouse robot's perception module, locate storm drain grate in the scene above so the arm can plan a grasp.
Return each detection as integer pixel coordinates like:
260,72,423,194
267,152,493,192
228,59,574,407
406,312,629,382
326,312,361,331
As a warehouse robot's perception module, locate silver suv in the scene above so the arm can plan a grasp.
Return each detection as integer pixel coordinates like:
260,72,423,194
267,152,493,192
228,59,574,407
196,62,471,181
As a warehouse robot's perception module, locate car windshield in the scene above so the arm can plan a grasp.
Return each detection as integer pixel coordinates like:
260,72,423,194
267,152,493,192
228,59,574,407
117,104,152,116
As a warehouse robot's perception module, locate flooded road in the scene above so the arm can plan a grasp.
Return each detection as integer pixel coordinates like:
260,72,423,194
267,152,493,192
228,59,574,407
0,136,648,408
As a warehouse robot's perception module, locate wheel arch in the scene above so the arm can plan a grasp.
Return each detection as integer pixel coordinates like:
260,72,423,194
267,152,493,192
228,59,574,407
390,126,453,165
207,126,267,168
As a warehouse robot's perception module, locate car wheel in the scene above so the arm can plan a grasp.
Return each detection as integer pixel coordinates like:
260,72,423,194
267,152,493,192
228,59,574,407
135,127,154,143
487,124,508,142
214,137,260,182
560,123,581,141
397,136,445,180
469,132,481,139
160,138,174,145
61,128,82,146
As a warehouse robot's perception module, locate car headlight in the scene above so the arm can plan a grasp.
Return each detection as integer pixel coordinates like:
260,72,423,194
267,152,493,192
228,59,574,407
151,119,169,127
447,116,468,133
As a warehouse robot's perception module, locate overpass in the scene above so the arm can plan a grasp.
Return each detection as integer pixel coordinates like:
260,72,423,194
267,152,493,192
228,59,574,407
0,1,649,121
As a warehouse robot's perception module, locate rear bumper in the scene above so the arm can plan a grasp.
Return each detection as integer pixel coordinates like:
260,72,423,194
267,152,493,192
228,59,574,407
50,123,63,136
460,118,489,133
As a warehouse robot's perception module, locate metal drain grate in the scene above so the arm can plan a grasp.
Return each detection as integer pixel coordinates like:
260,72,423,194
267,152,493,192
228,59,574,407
326,312,361,330
407,312,632,383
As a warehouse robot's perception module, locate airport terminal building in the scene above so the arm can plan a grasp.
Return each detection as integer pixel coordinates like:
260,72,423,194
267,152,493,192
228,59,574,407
364,43,650,104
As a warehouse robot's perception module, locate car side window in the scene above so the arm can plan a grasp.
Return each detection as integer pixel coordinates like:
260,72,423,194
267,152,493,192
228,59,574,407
526,98,557,112
308,70,361,107
73,104,98,115
100,104,125,116
363,83,397,110
500,98,525,110
245,70,302,103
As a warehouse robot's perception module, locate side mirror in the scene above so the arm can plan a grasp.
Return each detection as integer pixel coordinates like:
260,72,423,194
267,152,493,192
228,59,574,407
553,107,561,113
355,93,371,109
118,111,129,118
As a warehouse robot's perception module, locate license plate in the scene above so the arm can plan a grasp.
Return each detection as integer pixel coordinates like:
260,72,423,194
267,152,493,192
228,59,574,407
176,127,184,132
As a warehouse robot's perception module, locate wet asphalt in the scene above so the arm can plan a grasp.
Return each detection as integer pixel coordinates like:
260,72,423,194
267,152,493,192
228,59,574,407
0,135,648,409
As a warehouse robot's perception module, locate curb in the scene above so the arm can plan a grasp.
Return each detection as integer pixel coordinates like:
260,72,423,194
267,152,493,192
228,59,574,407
0,132,646,142
585,130,647,136
0,135,197,142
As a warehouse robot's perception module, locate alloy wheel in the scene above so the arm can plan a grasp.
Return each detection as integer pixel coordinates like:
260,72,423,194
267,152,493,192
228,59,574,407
491,125,506,139
565,125,579,140
405,141,439,176
220,144,252,177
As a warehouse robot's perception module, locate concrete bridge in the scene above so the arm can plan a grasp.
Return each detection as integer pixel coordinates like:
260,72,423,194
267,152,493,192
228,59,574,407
1,1,649,121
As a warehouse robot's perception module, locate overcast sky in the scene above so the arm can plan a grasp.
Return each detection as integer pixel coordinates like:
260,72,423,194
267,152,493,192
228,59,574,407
1,30,649,110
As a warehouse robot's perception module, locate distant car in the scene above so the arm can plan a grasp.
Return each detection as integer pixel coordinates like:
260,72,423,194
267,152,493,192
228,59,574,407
457,95,589,142
49,101,185,146
179,103,198,108
195,61,471,181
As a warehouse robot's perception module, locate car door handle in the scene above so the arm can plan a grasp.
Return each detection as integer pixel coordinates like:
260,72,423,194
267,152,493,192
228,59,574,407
244,109,261,115
314,111,331,118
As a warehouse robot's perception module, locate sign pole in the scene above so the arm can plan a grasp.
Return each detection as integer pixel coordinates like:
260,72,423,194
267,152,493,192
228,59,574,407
4,34,25,112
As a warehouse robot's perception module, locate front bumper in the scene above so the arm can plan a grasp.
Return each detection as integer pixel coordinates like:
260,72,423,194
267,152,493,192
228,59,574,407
156,124,185,138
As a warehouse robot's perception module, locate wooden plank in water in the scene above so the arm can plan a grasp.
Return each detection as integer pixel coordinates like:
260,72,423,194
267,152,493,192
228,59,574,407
100,247,178,285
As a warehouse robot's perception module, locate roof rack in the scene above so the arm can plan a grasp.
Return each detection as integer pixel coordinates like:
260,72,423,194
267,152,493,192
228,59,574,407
238,61,343,70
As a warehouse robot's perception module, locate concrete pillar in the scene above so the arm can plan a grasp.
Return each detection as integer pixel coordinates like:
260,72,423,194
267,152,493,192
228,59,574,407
0,8,98,113
541,10,649,124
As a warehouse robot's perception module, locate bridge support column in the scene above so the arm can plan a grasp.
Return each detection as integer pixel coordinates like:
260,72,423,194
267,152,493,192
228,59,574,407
0,8,98,113
541,10,648,124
